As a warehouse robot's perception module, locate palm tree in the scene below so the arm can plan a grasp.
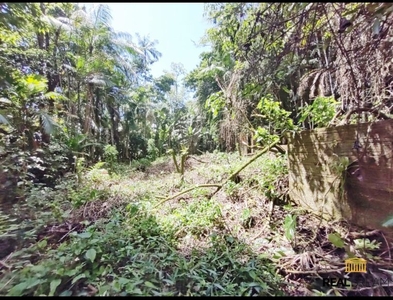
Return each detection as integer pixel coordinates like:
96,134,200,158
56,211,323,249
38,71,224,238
135,33,162,67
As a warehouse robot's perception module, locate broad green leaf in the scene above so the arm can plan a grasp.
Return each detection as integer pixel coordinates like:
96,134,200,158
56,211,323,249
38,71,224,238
59,290,72,296
76,57,85,70
284,214,297,241
131,288,143,295
7,282,29,296
246,282,262,288
71,273,87,284
26,278,44,289
64,268,79,277
37,239,47,248
144,281,157,289
248,270,257,280
98,285,111,296
85,248,97,262
118,277,130,286
78,232,92,239
49,279,62,296
30,264,47,274
328,233,345,248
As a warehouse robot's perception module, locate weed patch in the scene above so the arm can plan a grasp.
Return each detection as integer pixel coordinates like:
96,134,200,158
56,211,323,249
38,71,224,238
5,151,381,297
1,206,284,296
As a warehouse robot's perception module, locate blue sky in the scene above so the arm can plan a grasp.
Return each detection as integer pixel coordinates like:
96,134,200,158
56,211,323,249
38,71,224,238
105,3,212,78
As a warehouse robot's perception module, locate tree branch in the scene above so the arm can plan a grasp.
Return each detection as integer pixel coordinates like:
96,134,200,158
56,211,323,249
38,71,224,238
152,140,279,209
210,139,280,197
151,184,222,210
342,107,391,124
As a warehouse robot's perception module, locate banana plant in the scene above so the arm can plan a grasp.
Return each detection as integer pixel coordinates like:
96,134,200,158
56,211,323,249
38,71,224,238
1,74,65,150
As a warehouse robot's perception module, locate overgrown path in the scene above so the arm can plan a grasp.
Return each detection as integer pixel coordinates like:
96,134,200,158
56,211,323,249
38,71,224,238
1,152,392,296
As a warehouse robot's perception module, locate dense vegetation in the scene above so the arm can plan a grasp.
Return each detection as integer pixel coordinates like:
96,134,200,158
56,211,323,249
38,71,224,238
1,2,393,296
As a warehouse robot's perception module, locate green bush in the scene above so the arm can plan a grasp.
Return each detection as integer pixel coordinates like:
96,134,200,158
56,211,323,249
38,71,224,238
103,145,118,171
299,96,339,128
2,208,284,296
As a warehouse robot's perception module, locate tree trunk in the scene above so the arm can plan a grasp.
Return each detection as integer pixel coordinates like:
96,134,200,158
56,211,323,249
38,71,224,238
83,83,94,135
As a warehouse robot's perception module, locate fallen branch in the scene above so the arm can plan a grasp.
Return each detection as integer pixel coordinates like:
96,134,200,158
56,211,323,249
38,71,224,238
283,267,345,274
342,107,391,125
348,229,380,239
0,260,11,270
327,109,344,127
381,232,391,262
272,144,286,154
151,184,222,210
58,225,79,243
332,284,393,293
209,140,279,197
241,137,286,154
152,140,279,209
187,155,208,164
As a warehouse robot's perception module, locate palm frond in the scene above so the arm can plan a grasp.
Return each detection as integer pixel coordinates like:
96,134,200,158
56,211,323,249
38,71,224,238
147,48,162,61
135,33,162,62
87,74,114,87
42,15,72,32
92,4,112,28
40,112,58,135
112,38,144,56
80,142,103,149
113,31,133,42
57,17,73,25
88,77,106,86
71,9,90,25
114,56,137,77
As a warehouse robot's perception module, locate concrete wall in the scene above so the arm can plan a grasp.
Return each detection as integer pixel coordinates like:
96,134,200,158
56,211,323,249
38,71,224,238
287,119,393,235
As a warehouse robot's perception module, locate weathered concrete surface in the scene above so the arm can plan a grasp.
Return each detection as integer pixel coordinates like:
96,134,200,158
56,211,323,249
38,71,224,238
288,119,393,236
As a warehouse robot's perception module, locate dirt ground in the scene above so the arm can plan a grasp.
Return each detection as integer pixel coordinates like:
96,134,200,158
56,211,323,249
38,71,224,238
146,153,393,296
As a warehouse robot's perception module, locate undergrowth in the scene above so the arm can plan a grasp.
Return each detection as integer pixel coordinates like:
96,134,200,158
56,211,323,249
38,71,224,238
1,208,284,296
0,153,288,296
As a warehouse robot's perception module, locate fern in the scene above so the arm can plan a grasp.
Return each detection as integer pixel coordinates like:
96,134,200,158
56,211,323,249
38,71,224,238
44,92,67,101
39,112,58,135
89,161,106,171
